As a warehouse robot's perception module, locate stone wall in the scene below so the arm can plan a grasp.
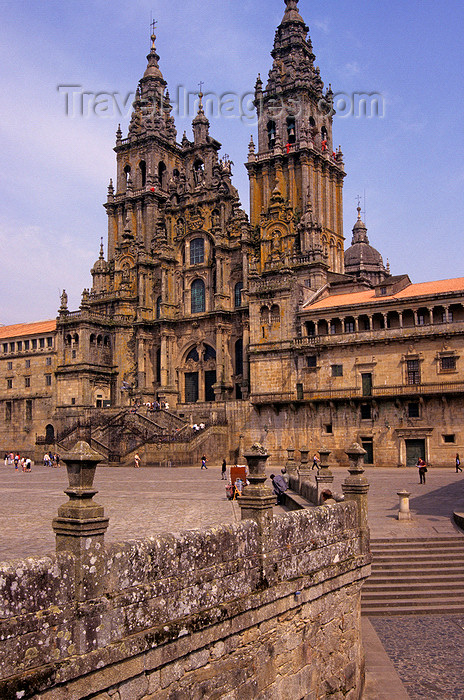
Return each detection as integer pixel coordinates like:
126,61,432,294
0,503,370,699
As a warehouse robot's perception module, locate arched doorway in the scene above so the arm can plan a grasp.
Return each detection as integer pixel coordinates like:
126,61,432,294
183,344,217,403
45,424,55,443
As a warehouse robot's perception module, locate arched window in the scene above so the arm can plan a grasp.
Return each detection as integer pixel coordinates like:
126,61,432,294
73,333,79,344
309,116,316,130
124,164,131,185
260,306,270,325
45,424,55,443
203,345,216,361
191,279,205,314
321,126,328,151
271,305,280,323
190,238,204,265
186,347,200,362
90,334,96,345
158,161,167,189
139,160,146,187
234,281,243,308
235,338,243,376
267,120,276,149
96,335,102,346
286,117,296,144
156,296,161,319
103,336,110,347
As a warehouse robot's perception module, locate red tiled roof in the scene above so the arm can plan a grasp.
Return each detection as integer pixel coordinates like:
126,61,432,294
307,277,464,311
0,320,56,340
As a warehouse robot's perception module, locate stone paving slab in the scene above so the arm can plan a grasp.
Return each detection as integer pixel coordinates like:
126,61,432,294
370,615,464,700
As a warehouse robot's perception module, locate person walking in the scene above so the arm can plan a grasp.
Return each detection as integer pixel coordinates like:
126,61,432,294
221,459,227,480
201,455,207,470
312,453,320,471
134,453,141,468
456,453,462,473
417,458,427,484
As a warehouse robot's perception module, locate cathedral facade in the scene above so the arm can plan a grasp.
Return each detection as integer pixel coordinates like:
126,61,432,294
1,0,463,468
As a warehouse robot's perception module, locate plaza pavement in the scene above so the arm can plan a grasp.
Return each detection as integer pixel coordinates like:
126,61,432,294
1,462,464,699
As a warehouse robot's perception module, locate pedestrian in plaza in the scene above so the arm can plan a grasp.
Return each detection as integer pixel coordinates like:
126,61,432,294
25,457,32,472
14,454,19,470
134,453,141,468
417,458,427,484
312,453,320,471
270,473,288,505
221,459,227,480
201,454,207,470
55,453,60,468
456,453,462,473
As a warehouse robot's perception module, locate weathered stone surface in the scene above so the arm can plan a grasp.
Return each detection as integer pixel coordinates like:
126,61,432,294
0,501,369,699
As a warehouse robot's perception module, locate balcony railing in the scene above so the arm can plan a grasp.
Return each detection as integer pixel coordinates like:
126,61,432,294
294,320,464,348
251,380,464,404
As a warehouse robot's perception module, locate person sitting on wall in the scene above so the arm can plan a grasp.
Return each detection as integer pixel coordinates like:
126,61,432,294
270,473,288,505
320,489,337,506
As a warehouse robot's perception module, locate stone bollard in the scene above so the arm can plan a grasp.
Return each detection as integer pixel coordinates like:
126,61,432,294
298,446,311,486
239,443,275,534
397,489,412,521
285,447,298,475
52,440,108,602
342,443,370,551
316,448,334,504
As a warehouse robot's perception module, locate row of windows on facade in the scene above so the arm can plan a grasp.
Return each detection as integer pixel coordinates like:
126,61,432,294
64,334,111,347
6,374,52,389
266,117,326,149
307,357,456,383
123,159,206,191
2,337,53,354
6,358,52,371
304,306,461,337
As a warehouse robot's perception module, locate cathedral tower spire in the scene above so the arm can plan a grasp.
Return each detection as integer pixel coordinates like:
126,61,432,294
246,0,345,278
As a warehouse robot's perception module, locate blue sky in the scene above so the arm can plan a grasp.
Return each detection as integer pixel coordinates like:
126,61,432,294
1,0,463,324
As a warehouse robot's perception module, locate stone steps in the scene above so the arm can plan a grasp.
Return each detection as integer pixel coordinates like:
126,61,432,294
362,537,464,616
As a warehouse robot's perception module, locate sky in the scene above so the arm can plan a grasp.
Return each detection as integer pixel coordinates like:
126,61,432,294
1,0,463,325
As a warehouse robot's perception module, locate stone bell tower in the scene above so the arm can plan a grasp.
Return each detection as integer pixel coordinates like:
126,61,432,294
246,0,346,283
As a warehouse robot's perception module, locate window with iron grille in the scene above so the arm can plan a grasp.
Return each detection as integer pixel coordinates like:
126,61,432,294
407,359,420,385
440,356,456,371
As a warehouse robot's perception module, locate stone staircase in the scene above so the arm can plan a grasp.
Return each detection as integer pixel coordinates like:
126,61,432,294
362,537,464,616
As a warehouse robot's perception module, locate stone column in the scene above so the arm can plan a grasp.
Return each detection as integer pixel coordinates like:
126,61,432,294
52,441,108,602
298,446,311,487
239,444,275,534
342,443,370,552
316,448,334,504
285,447,297,476
397,490,412,521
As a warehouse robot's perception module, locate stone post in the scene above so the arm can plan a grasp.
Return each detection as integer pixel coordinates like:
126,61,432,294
316,447,334,504
342,443,370,551
285,446,297,475
239,443,275,534
298,446,311,487
397,489,412,521
52,441,108,602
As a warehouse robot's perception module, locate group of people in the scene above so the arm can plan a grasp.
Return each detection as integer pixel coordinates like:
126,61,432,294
43,453,61,467
416,453,463,483
129,400,170,415
4,453,32,471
